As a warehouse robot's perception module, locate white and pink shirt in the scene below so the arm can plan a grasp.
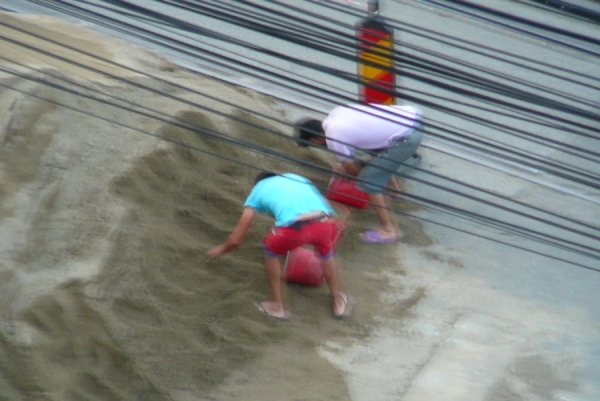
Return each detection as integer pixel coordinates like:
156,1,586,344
323,103,422,160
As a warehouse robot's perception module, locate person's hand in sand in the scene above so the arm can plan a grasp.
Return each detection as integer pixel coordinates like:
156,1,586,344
206,244,233,258
206,172,350,320
206,207,255,258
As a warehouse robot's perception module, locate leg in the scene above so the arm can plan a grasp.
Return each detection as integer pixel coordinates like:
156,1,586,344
257,254,287,319
357,167,400,240
309,221,349,318
321,256,348,317
387,175,400,191
364,193,402,241
359,131,422,241
384,175,404,200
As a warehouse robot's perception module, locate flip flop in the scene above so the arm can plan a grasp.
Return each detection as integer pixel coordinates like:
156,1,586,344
333,293,351,319
255,301,290,321
360,230,400,244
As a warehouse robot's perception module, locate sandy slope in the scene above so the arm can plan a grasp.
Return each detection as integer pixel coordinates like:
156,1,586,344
0,12,431,400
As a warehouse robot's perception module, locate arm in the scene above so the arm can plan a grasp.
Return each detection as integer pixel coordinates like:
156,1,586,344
333,159,362,177
327,138,361,176
206,207,257,258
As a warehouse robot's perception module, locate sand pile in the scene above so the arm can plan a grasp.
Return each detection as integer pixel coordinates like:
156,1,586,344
0,11,431,401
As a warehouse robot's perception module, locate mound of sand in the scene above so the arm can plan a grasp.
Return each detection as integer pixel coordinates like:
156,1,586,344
0,12,431,401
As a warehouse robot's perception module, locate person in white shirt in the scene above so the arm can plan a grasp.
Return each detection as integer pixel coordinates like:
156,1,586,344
294,103,423,243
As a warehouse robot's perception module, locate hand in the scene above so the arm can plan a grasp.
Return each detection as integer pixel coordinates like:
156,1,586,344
333,161,360,176
206,244,228,258
206,207,255,259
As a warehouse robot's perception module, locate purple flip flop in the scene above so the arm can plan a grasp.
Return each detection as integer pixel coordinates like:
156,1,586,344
360,230,400,244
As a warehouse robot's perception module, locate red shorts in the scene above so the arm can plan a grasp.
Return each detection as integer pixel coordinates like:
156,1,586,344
263,218,334,259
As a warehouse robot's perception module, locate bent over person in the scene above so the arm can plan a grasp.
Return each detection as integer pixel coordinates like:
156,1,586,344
295,103,423,244
206,172,349,320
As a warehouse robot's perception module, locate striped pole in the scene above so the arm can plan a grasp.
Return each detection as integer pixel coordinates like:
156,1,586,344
356,4,396,105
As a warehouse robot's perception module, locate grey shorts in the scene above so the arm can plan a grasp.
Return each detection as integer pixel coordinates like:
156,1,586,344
357,125,423,194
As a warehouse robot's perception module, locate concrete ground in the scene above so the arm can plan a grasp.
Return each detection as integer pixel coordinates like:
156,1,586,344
323,4,600,398
318,145,600,400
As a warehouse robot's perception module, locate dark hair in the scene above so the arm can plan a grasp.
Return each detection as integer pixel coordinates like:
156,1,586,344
254,171,277,185
293,118,323,147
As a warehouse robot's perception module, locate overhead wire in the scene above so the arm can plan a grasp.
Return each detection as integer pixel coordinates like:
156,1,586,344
124,0,600,174
24,0,361,103
2,0,596,219
216,0,600,112
519,0,600,24
1,0,600,268
399,41,599,114
146,1,600,156
5,20,596,241
42,0,600,190
397,16,600,88
1,24,598,251
2,61,599,270
17,0,356,107
179,0,600,122
407,0,600,56
11,0,600,195
95,0,600,120
21,0,600,156
403,85,600,165
262,0,600,136
441,0,600,46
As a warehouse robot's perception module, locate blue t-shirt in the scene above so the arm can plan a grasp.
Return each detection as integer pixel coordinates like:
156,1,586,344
244,173,335,227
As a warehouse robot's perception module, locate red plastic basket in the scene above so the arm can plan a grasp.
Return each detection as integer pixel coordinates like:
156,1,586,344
283,248,324,286
326,177,370,209
283,221,347,286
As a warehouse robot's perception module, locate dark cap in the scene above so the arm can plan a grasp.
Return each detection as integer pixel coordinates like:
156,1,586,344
293,118,323,147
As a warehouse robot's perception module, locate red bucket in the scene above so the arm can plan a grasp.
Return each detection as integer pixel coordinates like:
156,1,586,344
283,248,324,286
327,177,370,209
283,221,347,286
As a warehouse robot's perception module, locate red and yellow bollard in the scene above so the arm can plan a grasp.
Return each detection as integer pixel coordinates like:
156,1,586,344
356,12,396,104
